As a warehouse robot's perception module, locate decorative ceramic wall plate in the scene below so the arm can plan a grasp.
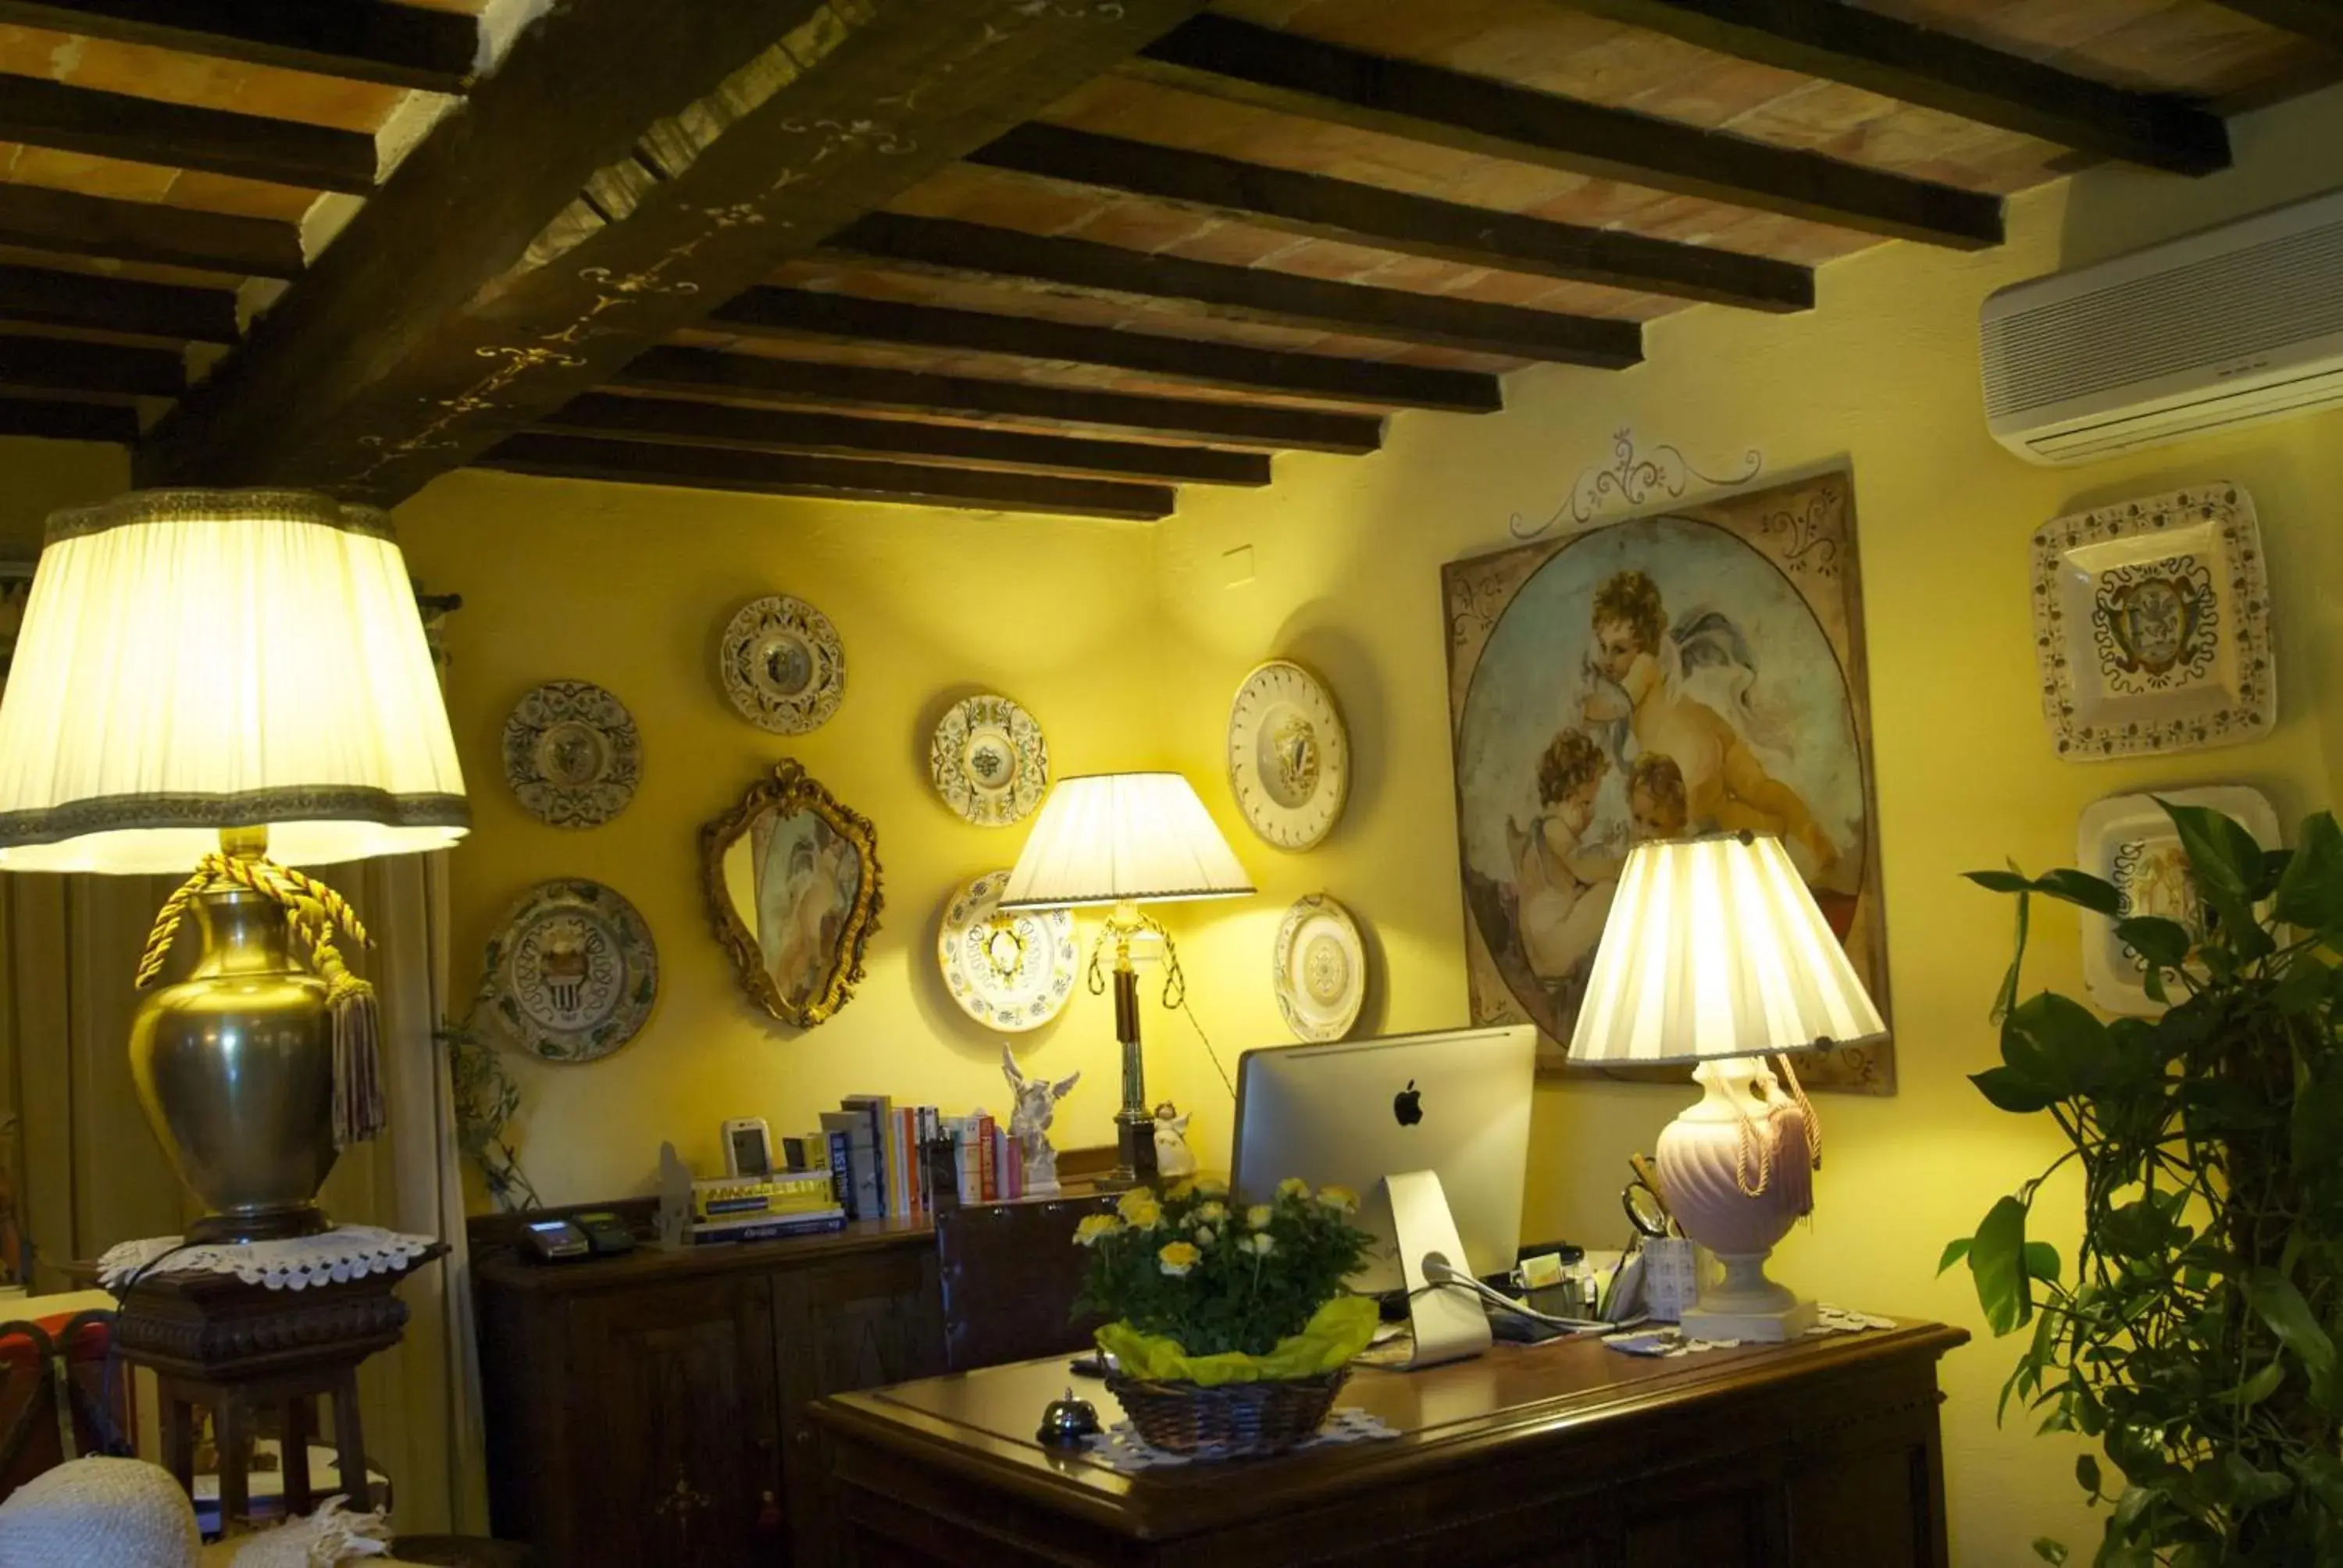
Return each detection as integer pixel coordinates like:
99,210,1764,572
2076,786,2279,1016
929,694,1050,827
1272,893,1365,1043
484,879,659,1062
719,595,844,735
501,679,642,829
1227,660,1349,850
936,870,1078,1032
2031,485,2273,761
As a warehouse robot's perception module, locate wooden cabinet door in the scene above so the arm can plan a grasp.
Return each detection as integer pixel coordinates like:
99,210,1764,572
567,1274,783,1568
773,1248,945,1566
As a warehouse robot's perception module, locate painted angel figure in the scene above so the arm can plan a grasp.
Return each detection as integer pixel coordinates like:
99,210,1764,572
1576,568,1839,880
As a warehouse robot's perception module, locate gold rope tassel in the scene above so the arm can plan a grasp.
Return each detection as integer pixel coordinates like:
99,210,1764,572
137,852,387,1149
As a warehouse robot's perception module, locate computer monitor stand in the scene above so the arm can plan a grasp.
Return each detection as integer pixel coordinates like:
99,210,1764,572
1385,1170,1493,1368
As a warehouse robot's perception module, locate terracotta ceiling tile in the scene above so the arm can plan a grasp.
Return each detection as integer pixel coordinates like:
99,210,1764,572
0,242,241,289
0,27,66,77
1065,199,1221,254
891,167,1107,235
162,170,319,222
1157,223,1313,269
2,146,178,202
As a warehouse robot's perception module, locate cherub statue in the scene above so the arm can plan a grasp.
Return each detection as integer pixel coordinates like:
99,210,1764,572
1003,1044,1079,1197
1152,1103,1197,1180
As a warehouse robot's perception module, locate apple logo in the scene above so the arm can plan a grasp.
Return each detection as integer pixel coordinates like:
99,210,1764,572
1392,1080,1423,1128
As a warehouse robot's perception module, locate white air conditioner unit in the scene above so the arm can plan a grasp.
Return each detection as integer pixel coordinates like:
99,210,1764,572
1980,187,2343,465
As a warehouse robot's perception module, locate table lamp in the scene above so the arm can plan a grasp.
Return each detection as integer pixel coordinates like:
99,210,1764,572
0,490,468,1244
999,772,1251,1188
1567,831,1884,1340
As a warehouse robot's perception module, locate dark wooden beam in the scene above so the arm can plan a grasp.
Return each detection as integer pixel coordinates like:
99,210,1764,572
1127,14,2002,250
2215,0,2343,52
141,0,1219,502
966,124,1813,312
475,433,1178,521
0,185,304,278
543,393,1271,486
0,335,182,400
0,394,139,443
615,345,1384,454
823,212,1648,362
0,1,477,94
0,76,378,194
0,264,240,344
711,287,1516,408
1560,0,2230,176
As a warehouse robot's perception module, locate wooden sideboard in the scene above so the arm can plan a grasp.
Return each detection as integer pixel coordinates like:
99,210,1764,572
814,1320,1970,1567
473,1216,946,1568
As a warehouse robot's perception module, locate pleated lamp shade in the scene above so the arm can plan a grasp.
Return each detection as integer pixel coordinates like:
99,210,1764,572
1567,833,1883,1067
999,772,1252,910
0,490,469,874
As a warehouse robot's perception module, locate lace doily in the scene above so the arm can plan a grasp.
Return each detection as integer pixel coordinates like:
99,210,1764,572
98,1226,439,1292
1602,1303,1895,1359
1079,1406,1399,1471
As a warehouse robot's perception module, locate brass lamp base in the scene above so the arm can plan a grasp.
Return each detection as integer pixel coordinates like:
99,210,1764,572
185,1205,333,1247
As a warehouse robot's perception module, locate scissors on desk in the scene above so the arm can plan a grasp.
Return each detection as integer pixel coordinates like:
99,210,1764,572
1621,1153,1678,1240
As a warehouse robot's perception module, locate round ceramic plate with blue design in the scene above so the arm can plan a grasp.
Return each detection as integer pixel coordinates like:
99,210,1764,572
484,878,658,1062
937,870,1076,1032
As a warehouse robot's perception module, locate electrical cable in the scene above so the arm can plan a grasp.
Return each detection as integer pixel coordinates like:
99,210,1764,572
1418,1257,1610,1331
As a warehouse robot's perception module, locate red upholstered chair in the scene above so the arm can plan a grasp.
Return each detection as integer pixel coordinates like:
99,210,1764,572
0,1310,130,1505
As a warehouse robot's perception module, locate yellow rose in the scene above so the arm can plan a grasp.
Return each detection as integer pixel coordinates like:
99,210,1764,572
1193,1225,1217,1246
1195,1201,1228,1224
1246,1204,1275,1230
1118,1189,1162,1229
1249,1232,1276,1257
1194,1178,1229,1199
1168,1179,1196,1201
1277,1177,1311,1201
1073,1213,1123,1247
1318,1185,1360,1214
1158,1240,1201,1277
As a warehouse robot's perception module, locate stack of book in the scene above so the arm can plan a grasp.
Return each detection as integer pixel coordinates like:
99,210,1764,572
688,1167,844,1245
779,1096,1028,1221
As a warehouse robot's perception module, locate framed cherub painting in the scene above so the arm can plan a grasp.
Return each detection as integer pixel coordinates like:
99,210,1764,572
1442,468,1892,1092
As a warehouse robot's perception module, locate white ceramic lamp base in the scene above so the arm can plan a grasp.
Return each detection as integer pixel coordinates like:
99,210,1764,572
1655,1057,1816,1344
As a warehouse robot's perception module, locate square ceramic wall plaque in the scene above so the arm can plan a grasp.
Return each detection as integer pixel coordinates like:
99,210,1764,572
2031,483,2273,761
2075,786,2280,1017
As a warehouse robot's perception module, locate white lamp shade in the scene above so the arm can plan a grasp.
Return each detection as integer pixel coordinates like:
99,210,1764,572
0,490,468,873
998,772,1252,909
1567,833,1882,1067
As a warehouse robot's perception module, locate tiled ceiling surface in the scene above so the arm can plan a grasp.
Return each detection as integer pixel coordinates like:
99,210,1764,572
0,0,2332,514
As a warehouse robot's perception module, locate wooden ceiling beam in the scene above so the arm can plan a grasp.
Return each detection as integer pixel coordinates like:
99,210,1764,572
0,185,305,278
1126,14,2003,250
966,124,1813,312
542,393,1271,486
0,1,477,94
711,287,1516,408
1560,0,2230,176
0,263,240,344
822,212,1646,362
2215,0,2343,52
0,394,138,443
140,0,1218,502
0,76,380,194
474,433,1179,521
615,345,1384,454
0,334,184,400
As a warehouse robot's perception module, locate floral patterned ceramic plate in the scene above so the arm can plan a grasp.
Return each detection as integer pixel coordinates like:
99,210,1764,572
1272,893,1365,1043
484,878,659,1062
937,869,1078,1032
1227,660,1349,850
929,693,1049,827
2075,786,2278,1016
2031,484,2273,761
501,679,641,828
719,595,844,735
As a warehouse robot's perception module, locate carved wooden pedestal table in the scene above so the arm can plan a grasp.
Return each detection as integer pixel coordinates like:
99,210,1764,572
102,1228,448,1529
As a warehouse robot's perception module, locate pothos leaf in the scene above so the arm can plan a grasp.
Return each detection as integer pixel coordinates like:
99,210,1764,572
1970,1195,2032,1336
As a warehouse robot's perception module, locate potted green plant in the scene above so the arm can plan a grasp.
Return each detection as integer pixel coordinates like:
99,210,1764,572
1946,801,2343,1566
1075,1176,1378,1455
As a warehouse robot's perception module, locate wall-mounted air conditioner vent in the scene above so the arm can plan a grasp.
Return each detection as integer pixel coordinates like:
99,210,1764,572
1981,187,2343,465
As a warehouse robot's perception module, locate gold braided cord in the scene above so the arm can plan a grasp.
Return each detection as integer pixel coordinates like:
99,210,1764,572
136,852,373,991
1774,1051,1821,1171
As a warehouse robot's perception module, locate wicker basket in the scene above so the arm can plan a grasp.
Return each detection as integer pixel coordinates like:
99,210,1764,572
1104,1369,1349,1456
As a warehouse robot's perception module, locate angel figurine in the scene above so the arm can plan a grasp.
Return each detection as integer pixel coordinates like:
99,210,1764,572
1003,1044,1079,1197
1152,1103,1197,1180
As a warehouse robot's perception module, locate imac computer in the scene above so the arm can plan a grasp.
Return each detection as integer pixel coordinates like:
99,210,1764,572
1229,1025,1537,1365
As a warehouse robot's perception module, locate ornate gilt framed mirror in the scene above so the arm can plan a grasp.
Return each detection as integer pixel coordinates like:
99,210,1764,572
701,761,883,1028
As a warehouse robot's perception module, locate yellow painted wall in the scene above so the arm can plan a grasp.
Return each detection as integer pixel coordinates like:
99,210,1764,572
1149,82,2343,1566
390,472,1167,1202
